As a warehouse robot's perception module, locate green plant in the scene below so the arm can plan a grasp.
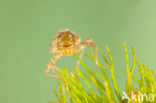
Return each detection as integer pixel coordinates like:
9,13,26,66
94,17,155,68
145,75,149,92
49,43,156,103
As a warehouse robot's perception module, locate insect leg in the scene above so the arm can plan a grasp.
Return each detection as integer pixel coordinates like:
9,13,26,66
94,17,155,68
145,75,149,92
91,46,94,57
44,53,62,78
90,44,106,70
76,46,86,69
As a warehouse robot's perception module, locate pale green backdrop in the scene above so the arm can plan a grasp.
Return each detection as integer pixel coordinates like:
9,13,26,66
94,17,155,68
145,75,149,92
0,0,156,103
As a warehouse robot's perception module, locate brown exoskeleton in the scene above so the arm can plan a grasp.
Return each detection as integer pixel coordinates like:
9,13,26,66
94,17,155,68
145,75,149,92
44,29,104,78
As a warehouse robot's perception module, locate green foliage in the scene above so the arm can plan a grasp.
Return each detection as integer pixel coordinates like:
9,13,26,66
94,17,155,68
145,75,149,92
49,44,156,103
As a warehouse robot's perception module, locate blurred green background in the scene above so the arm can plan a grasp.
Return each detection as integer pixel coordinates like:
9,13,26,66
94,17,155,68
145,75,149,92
0,0,156,103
